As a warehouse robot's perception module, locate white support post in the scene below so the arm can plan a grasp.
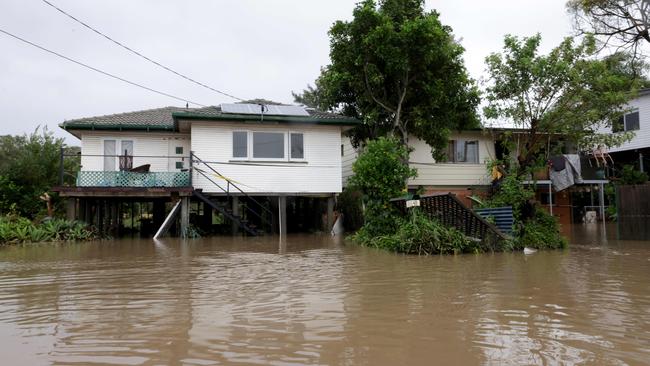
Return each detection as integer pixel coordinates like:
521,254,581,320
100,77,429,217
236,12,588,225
278,196,287,238
548,183,553,216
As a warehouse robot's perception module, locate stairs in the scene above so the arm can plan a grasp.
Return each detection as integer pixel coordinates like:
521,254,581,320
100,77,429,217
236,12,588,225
192,189,263,236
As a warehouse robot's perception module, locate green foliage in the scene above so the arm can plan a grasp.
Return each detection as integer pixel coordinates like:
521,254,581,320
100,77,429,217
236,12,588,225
0,215,97,245
484,34,641,175
512,209,568,250
349,137,416,203
618,164,648,185
336,188,364,231
297,0,479,156
568,0,650,60
352,209,480,255
480,174,534,219
0,127,80,218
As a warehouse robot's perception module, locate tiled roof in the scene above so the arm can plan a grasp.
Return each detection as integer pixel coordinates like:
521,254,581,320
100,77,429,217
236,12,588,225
60,104,359,132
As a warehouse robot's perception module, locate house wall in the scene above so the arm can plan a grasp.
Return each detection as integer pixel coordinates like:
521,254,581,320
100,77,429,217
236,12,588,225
79,131,190,172
189,121,343,194
341,131,495,189
599,93,650,153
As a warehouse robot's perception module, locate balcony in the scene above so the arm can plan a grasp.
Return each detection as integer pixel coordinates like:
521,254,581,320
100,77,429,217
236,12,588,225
76,171,190,188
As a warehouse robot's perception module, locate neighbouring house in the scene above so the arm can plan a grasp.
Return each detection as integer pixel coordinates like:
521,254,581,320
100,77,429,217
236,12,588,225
597,88,650,173
54,103,359,237
342,128,611,229
342,130,497,206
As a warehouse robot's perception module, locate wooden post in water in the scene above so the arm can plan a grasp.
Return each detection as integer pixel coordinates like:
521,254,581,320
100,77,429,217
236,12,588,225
326,195,335,232
278,195,287,237
180,197,190,238
231,196,239,235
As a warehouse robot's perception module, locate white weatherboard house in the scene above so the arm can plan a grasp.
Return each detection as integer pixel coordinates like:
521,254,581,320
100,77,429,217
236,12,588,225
342,131,496,205
597,88,650,172
56,103,358,237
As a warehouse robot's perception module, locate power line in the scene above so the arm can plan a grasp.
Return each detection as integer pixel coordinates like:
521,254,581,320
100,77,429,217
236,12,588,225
0,27,206,107
41,0,245,102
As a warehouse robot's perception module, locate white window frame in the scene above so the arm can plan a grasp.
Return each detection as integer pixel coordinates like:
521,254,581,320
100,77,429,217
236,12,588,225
614,109,640,132
232,130,249,159
445,139,480,164
289,132,306,161
102,138,135,171
231,130,307,162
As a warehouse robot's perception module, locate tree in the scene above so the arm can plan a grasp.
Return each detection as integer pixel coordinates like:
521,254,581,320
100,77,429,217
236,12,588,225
568,0,650,58
483,34,641,176
298,0,479,159
0,127,79,218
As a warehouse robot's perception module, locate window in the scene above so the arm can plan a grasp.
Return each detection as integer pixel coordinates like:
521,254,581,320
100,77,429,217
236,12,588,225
290,133,304,159
446,140,479,163
233,131,248,158
253,132,284,159
175,161,184,169
614,110,640,132
175,146,184,154
341,144,345,157
104,140,116,171
104,139,134,171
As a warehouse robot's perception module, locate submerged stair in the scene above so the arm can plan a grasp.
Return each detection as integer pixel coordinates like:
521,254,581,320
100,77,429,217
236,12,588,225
192,189,262,236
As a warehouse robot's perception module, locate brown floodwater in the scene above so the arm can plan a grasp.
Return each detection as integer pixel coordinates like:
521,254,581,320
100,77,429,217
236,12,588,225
0,225,649,365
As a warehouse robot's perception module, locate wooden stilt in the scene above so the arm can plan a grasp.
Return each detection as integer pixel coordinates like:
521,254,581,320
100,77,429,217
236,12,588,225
326,196,335,232
232,196,239,235
66,198,76,221
278,195,287,237
180,197,190,238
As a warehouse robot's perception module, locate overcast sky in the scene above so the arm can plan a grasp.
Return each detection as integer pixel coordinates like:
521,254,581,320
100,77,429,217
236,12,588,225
0,0,572,143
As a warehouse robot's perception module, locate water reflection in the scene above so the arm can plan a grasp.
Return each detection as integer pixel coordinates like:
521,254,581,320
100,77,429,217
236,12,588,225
0,229,649,365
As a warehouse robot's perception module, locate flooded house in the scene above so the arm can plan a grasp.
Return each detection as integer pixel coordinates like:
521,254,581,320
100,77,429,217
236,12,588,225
342,128,611,229
54,103,359,237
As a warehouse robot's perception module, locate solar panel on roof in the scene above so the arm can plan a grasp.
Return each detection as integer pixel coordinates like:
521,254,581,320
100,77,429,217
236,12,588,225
221,103,309,116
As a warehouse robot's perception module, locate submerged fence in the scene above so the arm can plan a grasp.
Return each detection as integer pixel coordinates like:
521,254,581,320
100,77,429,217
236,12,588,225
617,184,650,240
391,193,508,248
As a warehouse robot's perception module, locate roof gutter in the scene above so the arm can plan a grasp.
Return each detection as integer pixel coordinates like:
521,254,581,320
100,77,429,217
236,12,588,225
171,112,360,126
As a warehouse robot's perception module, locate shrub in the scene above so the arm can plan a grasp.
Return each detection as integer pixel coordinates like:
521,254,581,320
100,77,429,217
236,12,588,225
352,209,481,255
512,209,567,250
0,215,97,245
336,188,364,231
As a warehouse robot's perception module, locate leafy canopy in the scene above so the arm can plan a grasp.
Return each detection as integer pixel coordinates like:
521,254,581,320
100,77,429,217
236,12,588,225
568,0,650,58
296,0,479,159
484,34,641,174
0,128,79,218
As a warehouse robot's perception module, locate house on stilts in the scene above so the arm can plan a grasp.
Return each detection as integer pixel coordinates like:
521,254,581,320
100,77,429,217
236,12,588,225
54,103,359,238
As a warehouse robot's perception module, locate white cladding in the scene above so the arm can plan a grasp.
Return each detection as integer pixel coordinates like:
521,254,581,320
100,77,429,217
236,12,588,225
597,93,650,153
79,131,190,172
341,131,494,188
190,122,343,194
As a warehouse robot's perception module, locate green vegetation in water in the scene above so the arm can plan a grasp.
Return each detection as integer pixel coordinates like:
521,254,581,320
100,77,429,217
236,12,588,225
0,215,98,245
352,209,482,255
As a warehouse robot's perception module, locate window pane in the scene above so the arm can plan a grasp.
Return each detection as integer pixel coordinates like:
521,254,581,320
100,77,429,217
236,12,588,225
233,131,248,158
120,140,133,156
625,111,640,131
104,140,116,171
455,141,467,162
175,146,183,154
253,132,284,158
446,141,455,162
466,141,479,163
290,133,304,159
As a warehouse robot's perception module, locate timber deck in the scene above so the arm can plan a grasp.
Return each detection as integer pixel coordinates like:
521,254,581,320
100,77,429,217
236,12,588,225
52,186,193,198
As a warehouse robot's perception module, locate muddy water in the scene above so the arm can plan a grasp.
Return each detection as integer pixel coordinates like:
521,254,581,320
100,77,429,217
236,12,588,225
0,226,649,365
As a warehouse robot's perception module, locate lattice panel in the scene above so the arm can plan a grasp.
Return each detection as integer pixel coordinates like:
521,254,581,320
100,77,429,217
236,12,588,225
77,171,190,187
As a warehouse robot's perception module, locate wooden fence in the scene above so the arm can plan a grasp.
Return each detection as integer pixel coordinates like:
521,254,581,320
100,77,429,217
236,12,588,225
391,193,508,248
617,184,650,240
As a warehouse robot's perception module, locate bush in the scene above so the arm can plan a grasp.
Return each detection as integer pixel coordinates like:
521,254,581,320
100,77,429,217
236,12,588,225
337,188,364,231
352,209,481,255
512,209,567,250
0,215,97,245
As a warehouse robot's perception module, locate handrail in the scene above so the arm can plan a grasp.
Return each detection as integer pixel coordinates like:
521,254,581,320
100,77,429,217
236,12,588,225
191,152,274,228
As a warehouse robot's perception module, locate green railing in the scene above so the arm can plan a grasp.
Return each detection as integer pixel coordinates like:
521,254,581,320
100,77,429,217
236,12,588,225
76,171,190,188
